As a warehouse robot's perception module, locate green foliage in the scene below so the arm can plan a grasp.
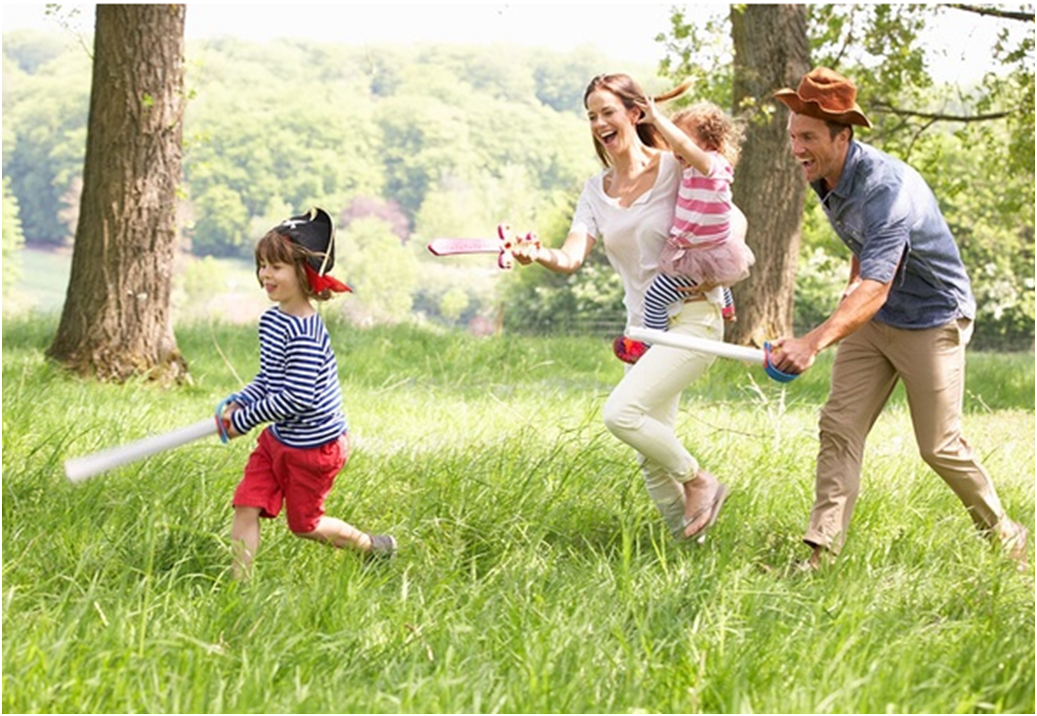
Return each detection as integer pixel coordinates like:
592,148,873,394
501,193,627,336
179,255,228,305
3,14,1032,347
959,8,1035,178
417,44,538,102
437,286,470,322
2,176,25,296
338,216,420,326
175,38,596,262
656,6,734,107
188,184,250,256
655,4,1035,350
0,28,635,333
1,28,70,72
916,130,1035,348
376,92,468,219
503,254,627,336
530,47,624,114
2,316,1034,713
409,248,501,332
169,254,268,326
2,44,91,243
182,40,385,256
808,4,934,101
792,246,849,334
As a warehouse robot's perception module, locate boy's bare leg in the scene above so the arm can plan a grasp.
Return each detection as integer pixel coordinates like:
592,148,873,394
298,516,372,551
231,506,262,580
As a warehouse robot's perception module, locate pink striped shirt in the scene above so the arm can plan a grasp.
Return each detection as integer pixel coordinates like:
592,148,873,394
670,151,733,247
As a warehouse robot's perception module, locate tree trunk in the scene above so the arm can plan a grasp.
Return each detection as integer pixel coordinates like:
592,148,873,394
47,5,188,383
728,4,811,346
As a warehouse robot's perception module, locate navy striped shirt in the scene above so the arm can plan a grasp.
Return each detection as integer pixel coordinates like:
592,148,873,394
230,308,347,448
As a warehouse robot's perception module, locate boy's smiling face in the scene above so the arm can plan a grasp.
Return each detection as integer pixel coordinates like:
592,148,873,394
258,259,308,313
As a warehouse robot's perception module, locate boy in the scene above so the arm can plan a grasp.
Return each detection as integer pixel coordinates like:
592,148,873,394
222,207,396,579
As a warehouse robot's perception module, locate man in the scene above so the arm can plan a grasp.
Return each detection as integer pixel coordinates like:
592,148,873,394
770,67,1027,568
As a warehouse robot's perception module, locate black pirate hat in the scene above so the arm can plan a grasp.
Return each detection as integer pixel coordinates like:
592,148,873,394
276,207,351,293
276,207,336,274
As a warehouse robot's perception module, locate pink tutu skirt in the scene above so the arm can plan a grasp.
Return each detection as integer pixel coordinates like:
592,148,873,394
660,236,755,286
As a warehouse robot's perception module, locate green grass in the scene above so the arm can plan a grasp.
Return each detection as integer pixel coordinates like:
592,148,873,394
3,314,1034,713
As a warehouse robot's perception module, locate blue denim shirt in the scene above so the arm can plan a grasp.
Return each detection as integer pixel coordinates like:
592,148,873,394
811,141,975,329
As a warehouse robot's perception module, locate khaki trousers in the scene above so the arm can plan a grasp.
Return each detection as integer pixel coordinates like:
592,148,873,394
805,318,1009,552
603,301,723,538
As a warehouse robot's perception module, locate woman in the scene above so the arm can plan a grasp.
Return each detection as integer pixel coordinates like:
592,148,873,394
513,73,742,541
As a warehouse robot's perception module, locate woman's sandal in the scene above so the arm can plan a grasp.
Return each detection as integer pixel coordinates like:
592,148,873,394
682,483,730,543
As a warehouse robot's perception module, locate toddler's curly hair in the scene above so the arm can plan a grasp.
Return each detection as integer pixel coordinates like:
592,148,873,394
672,102,745,167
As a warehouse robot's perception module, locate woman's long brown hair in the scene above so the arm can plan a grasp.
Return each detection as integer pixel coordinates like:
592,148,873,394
583,74,693,167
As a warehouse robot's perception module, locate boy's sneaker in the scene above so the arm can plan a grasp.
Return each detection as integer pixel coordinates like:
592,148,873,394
366,534,397,559
613,336,648,364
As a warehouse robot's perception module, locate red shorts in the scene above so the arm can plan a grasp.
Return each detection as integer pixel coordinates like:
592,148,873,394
233,428,350,533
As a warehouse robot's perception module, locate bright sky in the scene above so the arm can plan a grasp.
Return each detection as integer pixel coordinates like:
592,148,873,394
1,2,1023,82
3,2,676,67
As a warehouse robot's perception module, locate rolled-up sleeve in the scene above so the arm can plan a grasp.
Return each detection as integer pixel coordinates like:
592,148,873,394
856,184,910,284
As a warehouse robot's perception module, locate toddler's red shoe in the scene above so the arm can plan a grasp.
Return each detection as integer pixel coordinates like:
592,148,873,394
613,336,648,364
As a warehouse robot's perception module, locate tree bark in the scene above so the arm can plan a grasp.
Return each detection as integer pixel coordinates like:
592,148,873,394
728,4,812,346
47,5,188,383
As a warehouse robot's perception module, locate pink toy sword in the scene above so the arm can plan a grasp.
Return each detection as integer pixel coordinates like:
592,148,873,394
427,223,540,270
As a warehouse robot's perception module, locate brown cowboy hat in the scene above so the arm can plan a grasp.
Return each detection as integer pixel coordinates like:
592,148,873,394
774,67,871,128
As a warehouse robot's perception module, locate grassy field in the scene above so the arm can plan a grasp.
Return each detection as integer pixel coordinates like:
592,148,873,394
2,314,1034,714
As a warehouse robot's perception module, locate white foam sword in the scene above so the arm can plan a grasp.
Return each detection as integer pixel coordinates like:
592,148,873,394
626,327,798,383
64,399,235,482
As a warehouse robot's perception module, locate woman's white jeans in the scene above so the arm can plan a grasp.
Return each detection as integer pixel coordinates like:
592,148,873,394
603,301,723,537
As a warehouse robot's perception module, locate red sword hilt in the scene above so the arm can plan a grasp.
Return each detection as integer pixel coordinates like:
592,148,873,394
495,223,540,270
